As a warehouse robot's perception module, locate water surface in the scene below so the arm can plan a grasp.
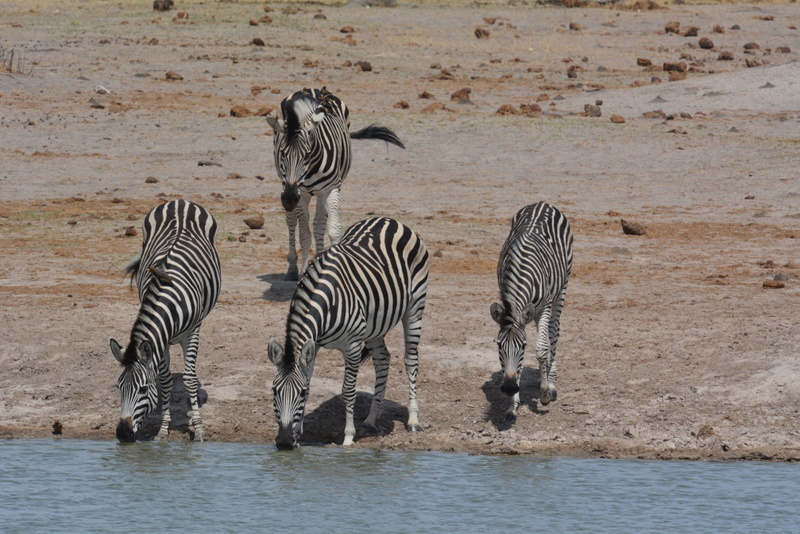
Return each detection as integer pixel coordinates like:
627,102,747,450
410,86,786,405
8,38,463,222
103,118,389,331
0,440,796,533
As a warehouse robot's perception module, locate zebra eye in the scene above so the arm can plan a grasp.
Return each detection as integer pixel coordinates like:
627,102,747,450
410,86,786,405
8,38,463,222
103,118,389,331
138,386,148,394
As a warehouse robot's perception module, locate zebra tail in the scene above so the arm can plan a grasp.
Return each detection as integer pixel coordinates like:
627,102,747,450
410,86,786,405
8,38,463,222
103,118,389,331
350,124,406,149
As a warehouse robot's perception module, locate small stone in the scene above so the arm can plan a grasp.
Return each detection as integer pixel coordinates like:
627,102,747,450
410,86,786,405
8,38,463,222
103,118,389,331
664,21,681,34
153,0,173,11
569,22,585,31
252,37,265,47
243,216,264,230
260,15,273,24
238,235,247,243
712,25,725,34
620,219,646,235
125,226,138,237
584,104,602,117
743,42,760,50
229,106,253,118
165,71,183,81
637,58,653,66
682,26,699,37
730,24,740,30
393,101,410,109
745,58,761,68
354,61,372,72
669,71,687,81
496,104,519,116
763,280,785,289
227,173,245,180
642,109,666,119
475,27,490,39
340,26,355,33
718,51,734,61
419,91,435,99
776,46,791,53
663,62,687,72
610,114,625,124
249,18,259,26
698,37,714,49
145,176,158,184
450,87,472,102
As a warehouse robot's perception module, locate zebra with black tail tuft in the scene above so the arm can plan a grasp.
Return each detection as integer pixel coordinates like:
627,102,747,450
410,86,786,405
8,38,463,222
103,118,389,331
110,199,221,442
266,87,405,281
490,202,573,421
268,217,428,449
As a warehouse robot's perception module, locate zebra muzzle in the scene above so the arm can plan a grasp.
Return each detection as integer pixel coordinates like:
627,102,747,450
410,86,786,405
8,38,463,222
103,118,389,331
275,425,296,451
281,184,300,212
500,376,520,397
116,417,136,443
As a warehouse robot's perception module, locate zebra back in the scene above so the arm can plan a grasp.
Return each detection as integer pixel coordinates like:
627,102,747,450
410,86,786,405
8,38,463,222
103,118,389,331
497,202,573,321
122,199,221,364
282,217,429,359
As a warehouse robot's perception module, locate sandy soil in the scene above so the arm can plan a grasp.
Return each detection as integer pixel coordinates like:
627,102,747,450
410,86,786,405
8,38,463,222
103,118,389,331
1,0,799,460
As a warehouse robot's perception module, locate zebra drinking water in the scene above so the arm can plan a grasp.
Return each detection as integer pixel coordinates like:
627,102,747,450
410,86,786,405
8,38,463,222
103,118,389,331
266,87,405,281
110,199,221,442
490,202,573,421
268,217,429,449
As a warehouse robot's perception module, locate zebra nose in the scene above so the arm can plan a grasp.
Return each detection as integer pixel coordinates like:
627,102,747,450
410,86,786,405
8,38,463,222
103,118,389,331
281,185,299,212
116,418,136,443
275,425,296,451
500,378,519,397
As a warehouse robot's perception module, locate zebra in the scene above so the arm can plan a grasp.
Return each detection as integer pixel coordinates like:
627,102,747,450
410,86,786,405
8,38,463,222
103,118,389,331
266,87,405,281
490,202,573,422
268,217,428,449
110,199,221,442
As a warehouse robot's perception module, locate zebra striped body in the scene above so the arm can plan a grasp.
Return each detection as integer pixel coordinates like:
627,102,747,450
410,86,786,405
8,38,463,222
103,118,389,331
268,217,428,449
110,199,221,442
490,202,572,421
266,88,405,280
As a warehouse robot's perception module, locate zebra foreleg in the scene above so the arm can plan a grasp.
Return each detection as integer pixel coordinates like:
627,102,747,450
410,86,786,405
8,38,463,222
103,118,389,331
325,188,342,247
505,369,521,422
402,311,424,432
546,288,567,403
536,306,555,406
341,342,364,447
156,346,173,440
297,193,313,276
313,190,330,254
181,327,205,441
362,339,390,435
284,208,299,281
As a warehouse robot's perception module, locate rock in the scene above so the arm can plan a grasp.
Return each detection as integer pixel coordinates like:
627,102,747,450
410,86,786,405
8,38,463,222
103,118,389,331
393,101,410,109
483,17,497,24
230,106,253,118
249,18,259,26
421,102,446,114
496,104,519,116
340,26,355,33
621,219,646,235
718,51,734,60
664,21,680,34
153,0,173,11
584,104,602,117
125,226,138,237
244,216,264,230
669,71,687,81
165,71,183,81
776,46,791,53
682,26,699,37
637,58,652,66
260,15,272,24
763,280,785,289
474,28,490,39
145,176,158,184
743,42,760,50
642,109,666,119
730,24,740,30
698,37,714,49
610,114,625,124
712,25,725,34
418,91,435,99
314,13,326,19
354,61,372,72
450,87,472,102
696,425,715,439
569,22,585,31
745,58,761,68
252,37,265,46
663,61,687,72
227,173,245,180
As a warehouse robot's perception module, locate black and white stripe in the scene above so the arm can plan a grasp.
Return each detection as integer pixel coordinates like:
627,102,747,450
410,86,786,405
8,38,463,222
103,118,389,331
268,217,428,449
490,202,573,421
110,199,221,442
266,88,405,281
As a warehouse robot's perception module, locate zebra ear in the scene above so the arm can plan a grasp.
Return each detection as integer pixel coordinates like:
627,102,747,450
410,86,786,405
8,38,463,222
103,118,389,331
110,339,124,363
266,115,286,134
490,302,504,324
522,303,537,325
138,340,154,365
300,339,316,370
268,339,284,367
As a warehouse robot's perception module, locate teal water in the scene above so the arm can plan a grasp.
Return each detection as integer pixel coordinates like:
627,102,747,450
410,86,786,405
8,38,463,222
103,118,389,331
0,440,797,533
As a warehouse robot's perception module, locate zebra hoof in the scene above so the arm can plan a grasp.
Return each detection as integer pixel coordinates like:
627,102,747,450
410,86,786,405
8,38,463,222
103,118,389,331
504,412,517,422
407,424,423,433
362,423,379,436
539,391,552,406
549,388,558,403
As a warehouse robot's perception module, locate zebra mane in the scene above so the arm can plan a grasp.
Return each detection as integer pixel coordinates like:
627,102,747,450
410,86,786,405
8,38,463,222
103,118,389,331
496,294,518,328
281,90,323,137
119,330,141,366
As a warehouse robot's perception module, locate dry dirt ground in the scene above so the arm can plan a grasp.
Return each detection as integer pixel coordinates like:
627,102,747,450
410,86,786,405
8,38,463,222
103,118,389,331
1,0,799,460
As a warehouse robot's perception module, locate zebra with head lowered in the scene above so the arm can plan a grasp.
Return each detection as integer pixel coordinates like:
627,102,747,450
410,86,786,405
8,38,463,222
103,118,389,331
268,217,428,449
266,87,405,281
490,202,573,421
110,199,221,442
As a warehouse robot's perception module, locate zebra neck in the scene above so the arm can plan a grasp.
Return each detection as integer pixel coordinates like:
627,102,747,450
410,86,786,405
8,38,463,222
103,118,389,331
127,322,167,364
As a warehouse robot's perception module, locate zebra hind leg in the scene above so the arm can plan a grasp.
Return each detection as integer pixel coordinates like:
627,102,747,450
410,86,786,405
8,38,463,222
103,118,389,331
402,309,424,432
536,306,554,406
182,327,205,441
362,339,390,436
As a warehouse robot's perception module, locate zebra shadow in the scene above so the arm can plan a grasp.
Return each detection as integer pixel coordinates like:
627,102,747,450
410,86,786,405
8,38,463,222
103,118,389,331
139,372,208,440
301,392,409,446
481,367,544,431
258,273,295,302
